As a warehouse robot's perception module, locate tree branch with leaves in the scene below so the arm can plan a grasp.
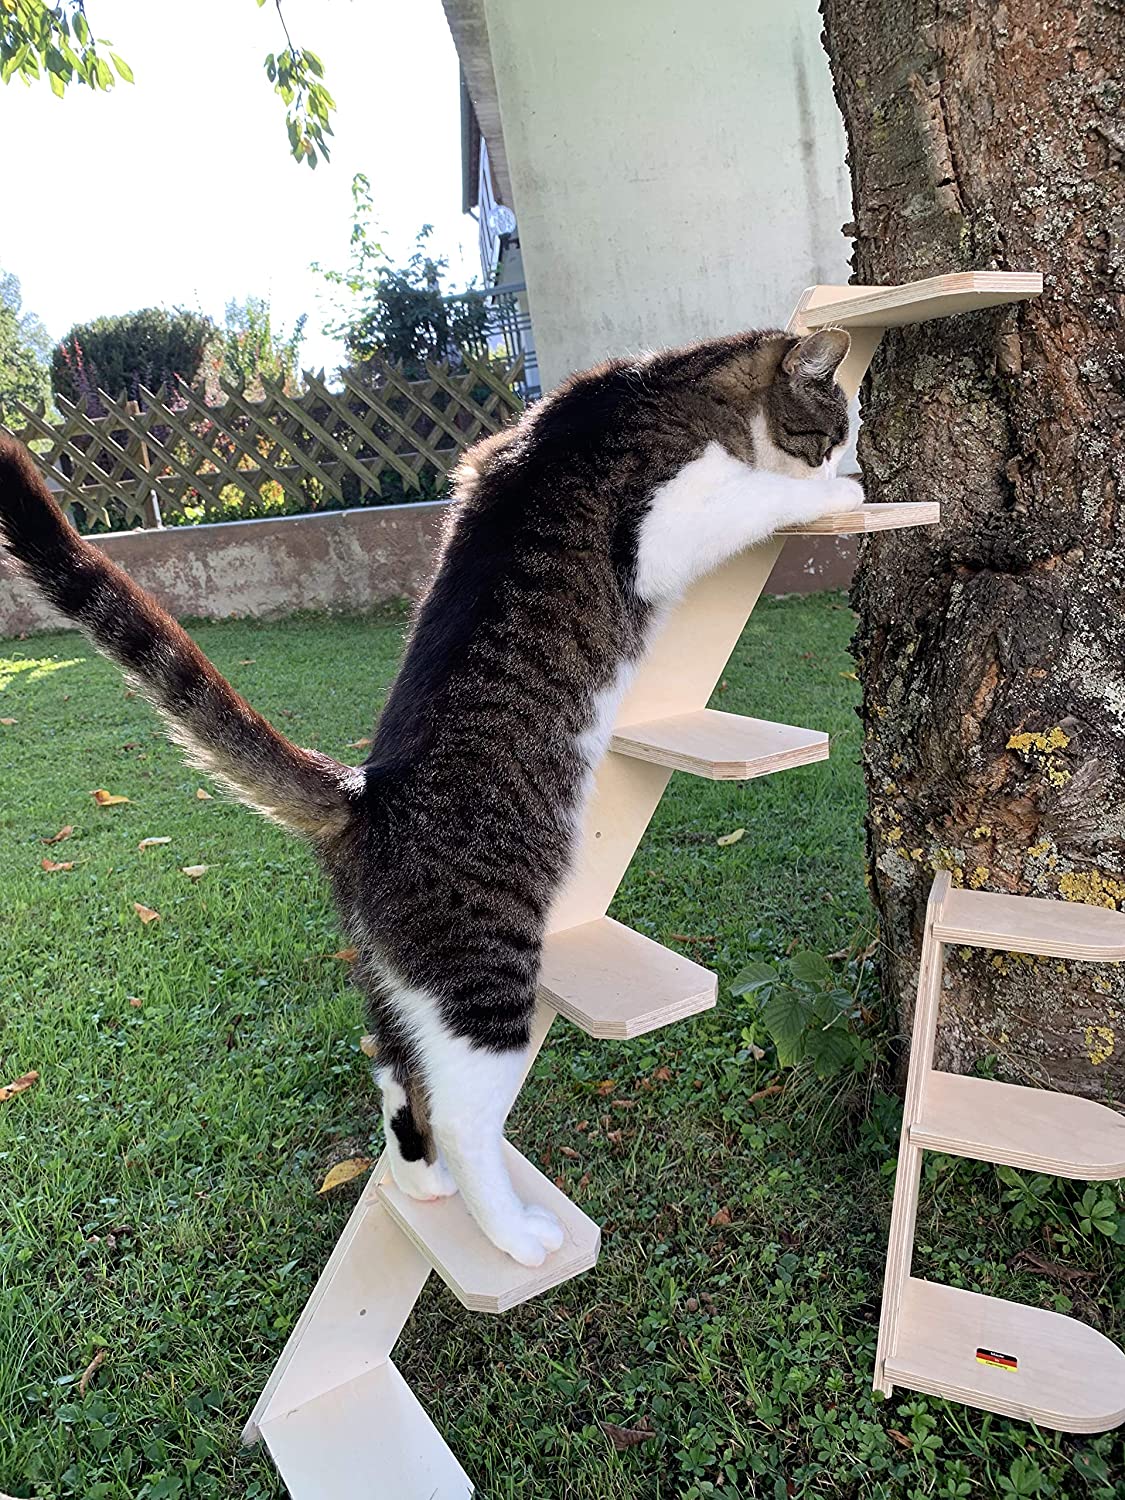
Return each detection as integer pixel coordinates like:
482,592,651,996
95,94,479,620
0,0,334,166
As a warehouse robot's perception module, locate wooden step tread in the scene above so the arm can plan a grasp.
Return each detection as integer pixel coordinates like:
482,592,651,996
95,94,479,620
800,271,1042,330
933,886,1125,961
540,916,717,1039
779,501,940,535
610,708,827,781
885,1278,1125,1433
377,1142,599,1315
260,1362,473,1499
912,1072,1125,1179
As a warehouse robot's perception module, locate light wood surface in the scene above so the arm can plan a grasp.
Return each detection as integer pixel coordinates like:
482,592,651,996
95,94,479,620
377,1142,600,1314
610,709,827,781
260,1362,474,1499
794,272,1042,330
778,501,941,534
934,886,1125,960
539,916,717,1039
873,872,951,1396
244,1156,431,1440
912,1072,1125,1179
885,1278,1125,1433
874,873,1125,1429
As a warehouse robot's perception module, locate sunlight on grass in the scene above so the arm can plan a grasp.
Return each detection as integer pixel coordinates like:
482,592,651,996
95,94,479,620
0,654,87,693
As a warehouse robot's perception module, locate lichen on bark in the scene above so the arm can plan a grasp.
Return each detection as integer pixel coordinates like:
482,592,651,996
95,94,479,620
819,0,1125,1096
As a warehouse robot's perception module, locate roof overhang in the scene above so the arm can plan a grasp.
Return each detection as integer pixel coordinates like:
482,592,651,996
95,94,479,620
441,0,513,206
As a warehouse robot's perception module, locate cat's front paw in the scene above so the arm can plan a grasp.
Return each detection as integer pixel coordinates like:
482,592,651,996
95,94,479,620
827,476,864,511
491,1202,566,1267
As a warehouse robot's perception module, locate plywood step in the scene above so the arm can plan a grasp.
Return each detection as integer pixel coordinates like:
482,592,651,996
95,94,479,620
377,1142,599,1315
779,501,940,535
260,1361,473,1499
800,271,1042,330
933,886,1125,961
884,1278,1125,1433
912,1072,1125,1179
610,709,827,781
539,916,717,1039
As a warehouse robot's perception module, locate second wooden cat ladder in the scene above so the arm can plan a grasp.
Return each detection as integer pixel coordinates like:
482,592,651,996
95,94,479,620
243,270,1040,1497
875,871,1125,1432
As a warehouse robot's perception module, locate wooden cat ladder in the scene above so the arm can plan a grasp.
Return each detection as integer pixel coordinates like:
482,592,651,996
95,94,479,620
243,272,1040,1496
875,871,1125,1431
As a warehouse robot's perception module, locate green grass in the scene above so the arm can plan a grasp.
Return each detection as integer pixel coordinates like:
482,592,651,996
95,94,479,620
2,596,1124,1500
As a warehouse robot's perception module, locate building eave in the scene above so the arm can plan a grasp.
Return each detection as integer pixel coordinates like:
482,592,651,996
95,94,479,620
441,0,514,206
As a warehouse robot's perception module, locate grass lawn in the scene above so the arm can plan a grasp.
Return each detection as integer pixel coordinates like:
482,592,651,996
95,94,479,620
2,594,1124,1500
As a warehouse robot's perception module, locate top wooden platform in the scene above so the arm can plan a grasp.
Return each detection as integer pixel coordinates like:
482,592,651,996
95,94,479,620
779,502,940,535
796,272,1042,330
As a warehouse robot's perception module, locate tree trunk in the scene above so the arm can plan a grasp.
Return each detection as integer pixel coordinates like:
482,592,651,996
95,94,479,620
819,0,1125,1095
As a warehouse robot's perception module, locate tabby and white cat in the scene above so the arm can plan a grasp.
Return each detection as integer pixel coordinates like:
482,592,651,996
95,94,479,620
0,326,859,1266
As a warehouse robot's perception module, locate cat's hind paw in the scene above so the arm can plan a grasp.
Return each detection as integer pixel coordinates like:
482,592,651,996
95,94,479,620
491,1202,566,1267
389,1151,459,1203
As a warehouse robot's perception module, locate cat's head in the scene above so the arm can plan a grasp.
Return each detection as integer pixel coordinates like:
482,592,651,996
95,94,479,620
754,328,852,476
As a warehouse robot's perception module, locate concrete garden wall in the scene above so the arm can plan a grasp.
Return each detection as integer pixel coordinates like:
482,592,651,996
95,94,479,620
0,501,856,639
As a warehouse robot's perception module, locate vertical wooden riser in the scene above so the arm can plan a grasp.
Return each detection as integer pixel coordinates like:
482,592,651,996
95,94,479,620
549,540,783,933
247,1169,433,1436
260,1363,474,1499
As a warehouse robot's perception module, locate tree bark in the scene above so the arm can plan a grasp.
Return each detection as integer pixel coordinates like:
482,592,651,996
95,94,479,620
819,0,1125,1095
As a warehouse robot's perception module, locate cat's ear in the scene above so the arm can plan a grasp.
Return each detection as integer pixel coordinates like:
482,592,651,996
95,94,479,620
781,329,851,382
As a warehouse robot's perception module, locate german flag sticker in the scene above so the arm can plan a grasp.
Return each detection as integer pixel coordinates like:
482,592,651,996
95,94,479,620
976,1347,1018,1372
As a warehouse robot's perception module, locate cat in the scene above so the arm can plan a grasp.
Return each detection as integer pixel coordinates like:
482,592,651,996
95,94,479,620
0,325,861,1266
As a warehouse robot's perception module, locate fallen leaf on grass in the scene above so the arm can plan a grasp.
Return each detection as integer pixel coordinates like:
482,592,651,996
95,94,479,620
41,857,74,872
195,788,212,800
128,997,143,1009
42,825,74,844
133,902,161,925
238,658,256,665
0,1070,39,1102
91,788,130,806
181,864,209,879
559,1145,581,1160
347,737,372,750
137,836,171,851
717,828,745,847
710,1206,732,1227
599,1420,655,1452
333,948,359,963
318,1157,373,1194
79,1348,106,1396
594,1079,616,1096
749,1083,784,1105
888,1429,913,1450
652,1066,673,1082
0,717,16,725
840,670,859,681
359,1035,379,1058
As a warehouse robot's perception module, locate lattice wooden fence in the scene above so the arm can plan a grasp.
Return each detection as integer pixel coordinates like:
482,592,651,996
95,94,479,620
0,352,524,532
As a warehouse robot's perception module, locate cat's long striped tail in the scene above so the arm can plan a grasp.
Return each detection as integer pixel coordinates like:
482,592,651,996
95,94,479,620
0,435,359,839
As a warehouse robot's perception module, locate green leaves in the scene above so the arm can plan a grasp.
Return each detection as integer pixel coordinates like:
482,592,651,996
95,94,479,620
0,0,127,95
731,946,874,1079
1,1,334,168
264,42,335,169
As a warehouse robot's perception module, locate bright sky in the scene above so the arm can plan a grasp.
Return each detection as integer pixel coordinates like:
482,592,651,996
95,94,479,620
1,0,478,376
